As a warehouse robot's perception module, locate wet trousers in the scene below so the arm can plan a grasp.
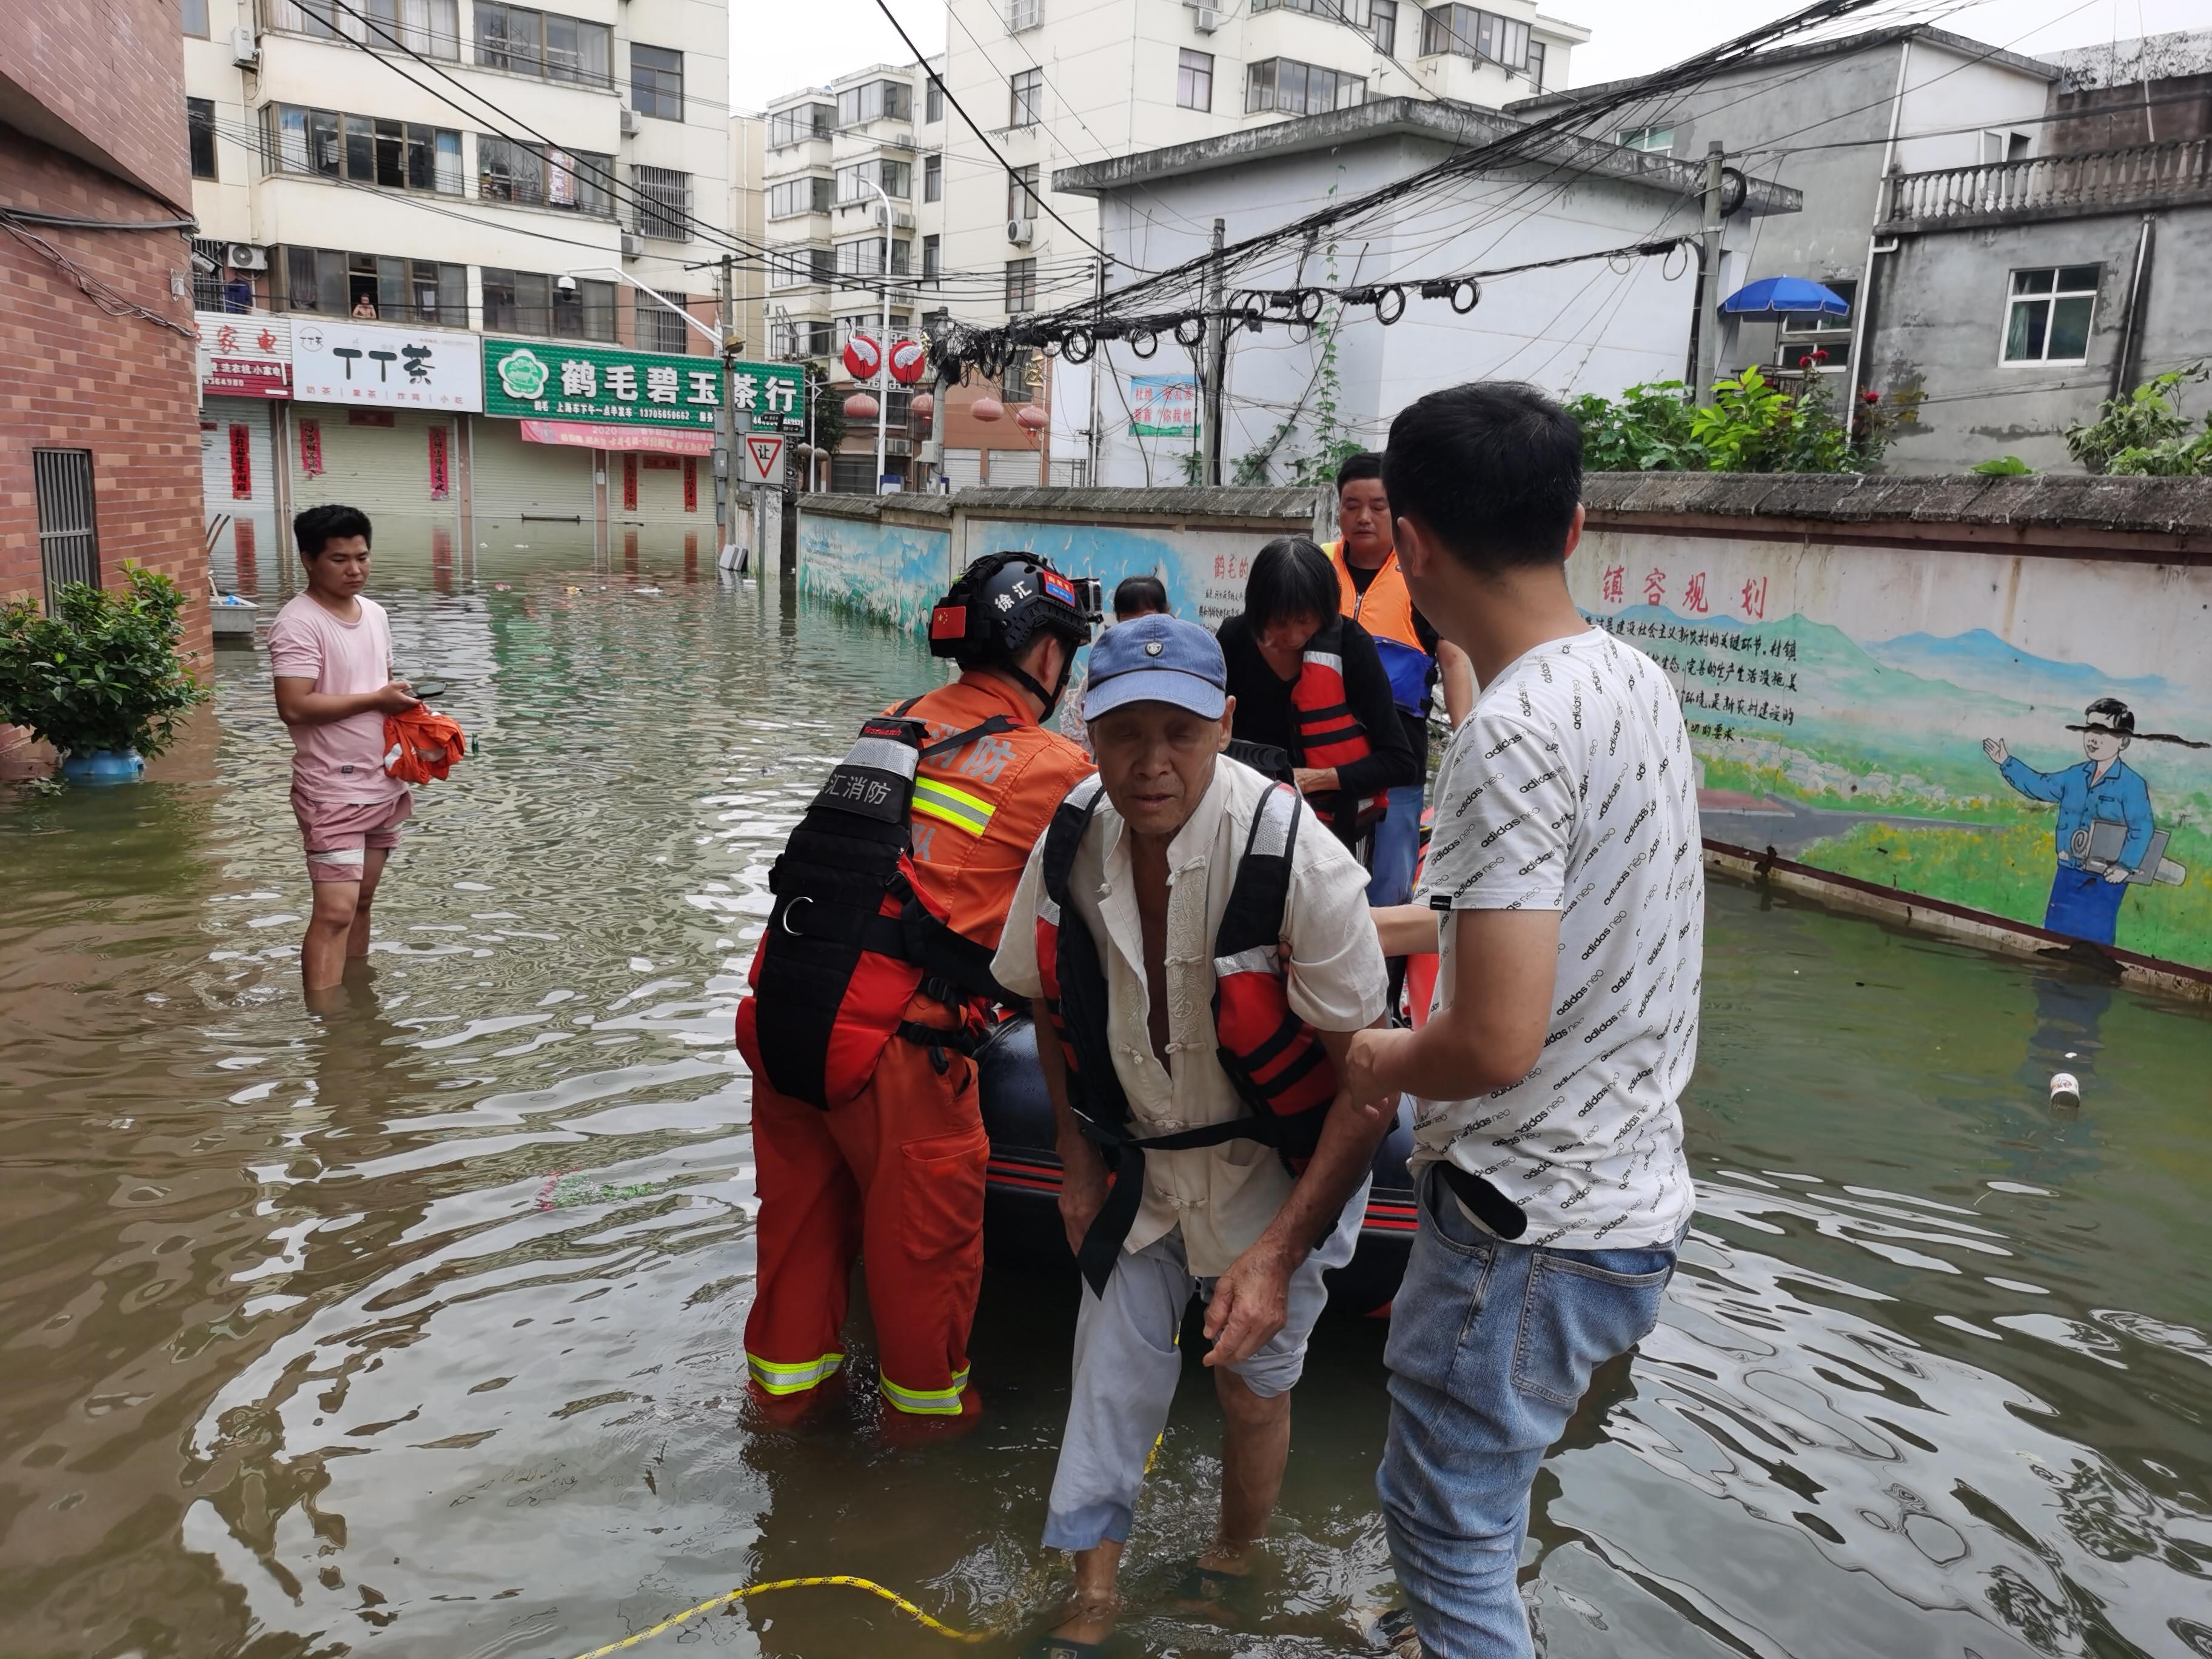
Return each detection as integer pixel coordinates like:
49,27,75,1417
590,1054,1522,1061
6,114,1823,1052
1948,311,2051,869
743,1031,990,1418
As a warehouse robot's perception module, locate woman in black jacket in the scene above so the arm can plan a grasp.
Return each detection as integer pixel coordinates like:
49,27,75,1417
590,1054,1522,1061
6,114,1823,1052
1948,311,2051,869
1218,536,1419,852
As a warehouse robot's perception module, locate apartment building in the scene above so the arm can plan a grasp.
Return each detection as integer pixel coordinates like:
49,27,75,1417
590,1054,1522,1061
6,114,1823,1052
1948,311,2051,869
929,0,1586,485
183,0,735,559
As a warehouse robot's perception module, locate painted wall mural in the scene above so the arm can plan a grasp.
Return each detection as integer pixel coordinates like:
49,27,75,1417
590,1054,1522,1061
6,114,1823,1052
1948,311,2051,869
795,514,951,633
1571,532,2212,971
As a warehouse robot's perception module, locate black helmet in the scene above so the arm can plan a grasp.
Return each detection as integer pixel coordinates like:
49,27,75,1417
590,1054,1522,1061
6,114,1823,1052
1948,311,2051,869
928,552,1091,717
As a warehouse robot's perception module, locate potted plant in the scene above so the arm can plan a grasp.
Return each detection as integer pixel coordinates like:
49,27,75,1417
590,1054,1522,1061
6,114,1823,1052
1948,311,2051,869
0,565,210,783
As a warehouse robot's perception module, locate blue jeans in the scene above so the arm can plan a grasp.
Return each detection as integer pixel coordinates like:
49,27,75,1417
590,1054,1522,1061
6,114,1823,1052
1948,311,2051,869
1378,1168,1679,1658
1368,782,1426,907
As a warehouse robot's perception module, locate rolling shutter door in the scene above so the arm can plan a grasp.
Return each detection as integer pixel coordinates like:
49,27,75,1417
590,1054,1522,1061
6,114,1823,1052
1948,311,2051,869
614,450,705,528
470,418,597,533
987,449,1041,488
291,409,461,539
200,396,278,592
941,447,982,489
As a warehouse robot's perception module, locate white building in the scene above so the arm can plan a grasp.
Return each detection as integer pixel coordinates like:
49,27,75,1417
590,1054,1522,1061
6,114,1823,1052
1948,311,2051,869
1053,98,1800,486
183,0,736,561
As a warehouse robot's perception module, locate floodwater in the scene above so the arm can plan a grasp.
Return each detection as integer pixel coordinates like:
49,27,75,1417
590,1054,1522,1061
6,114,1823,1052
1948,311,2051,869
2,537,2209,1659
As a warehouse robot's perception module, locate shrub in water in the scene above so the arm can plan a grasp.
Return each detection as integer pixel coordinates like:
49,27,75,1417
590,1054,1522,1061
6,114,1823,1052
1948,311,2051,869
0,566,210,760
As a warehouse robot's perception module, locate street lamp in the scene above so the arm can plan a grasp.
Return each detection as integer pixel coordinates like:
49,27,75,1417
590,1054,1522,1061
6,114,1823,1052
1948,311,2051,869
849,179,894,492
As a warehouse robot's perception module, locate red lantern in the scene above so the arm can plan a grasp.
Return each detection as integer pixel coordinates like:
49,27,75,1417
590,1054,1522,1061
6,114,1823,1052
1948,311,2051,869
1014,404,1049,432
910,392,933,421
844,392,880,419
842,333,882,381
888,338,928,385
970,395,1006,423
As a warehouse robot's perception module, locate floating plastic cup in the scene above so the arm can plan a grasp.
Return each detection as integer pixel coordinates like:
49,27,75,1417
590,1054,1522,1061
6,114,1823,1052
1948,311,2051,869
2049,1071,2082,1108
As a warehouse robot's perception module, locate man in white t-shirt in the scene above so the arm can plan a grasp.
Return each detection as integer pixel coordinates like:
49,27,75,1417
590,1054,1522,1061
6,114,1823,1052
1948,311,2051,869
1339,383,1703,1659
267,505,423,996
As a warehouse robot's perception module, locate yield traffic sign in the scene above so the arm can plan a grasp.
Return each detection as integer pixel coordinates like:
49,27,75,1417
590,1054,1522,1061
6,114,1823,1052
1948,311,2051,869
742,432,786,486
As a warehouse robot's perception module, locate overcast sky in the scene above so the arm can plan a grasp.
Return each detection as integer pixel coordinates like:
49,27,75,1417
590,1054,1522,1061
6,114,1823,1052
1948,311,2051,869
725,0,2207,113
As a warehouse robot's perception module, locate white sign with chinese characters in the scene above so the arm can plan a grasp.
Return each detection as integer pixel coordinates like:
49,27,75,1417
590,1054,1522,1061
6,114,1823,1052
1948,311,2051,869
292,320,484,411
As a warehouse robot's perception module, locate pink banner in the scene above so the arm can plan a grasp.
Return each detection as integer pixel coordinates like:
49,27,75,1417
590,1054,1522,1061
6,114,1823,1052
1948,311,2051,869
518,418,714,457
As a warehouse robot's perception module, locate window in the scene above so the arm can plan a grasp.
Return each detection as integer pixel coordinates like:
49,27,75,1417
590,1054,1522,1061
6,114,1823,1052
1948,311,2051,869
837,158,911,202
770,247,836,289
1780,278,1855,333
1524,38,1545,89
925,76,945,123
1255,0,1375,18
838,237,911,277
474,2,611,87
181,0,210,33
190,237,230,309
481,267,616,340
1003,346,1036,404
1420,5,1532,67
1245,58,1367,116
837,79,913,127
1007,163,1039,221
276,246,464,326
1178,50,1214,112
922,233,941,280
1981,129,2031,164
769,103,836,146
189,98,218,180
477,137,615,213
1005,257,1036,313
766,175,834,218
266,105,465,195
836,312,911,348
923,153,943,201
1007,0,1042,30
1372,0,1399,55
636,289,692,352
631,44,683,121
1777,279,1855,374
269,0,460,58
1010,67,1043,127
33,449,98,612
632,166,692,240
2003,265,2099,364
773,317,836,359
1617,123,1674,153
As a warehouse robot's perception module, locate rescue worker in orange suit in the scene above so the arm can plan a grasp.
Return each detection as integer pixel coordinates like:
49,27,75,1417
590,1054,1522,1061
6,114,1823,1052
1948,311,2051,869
736,553,1095,1429
1324,451,1475,912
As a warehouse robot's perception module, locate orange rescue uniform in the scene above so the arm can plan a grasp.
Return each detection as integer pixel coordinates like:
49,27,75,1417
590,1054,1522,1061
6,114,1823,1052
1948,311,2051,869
739,671,1094,1420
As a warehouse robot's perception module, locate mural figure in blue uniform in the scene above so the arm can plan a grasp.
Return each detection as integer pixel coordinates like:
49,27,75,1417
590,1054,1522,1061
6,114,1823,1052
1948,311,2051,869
1983,699,2158,947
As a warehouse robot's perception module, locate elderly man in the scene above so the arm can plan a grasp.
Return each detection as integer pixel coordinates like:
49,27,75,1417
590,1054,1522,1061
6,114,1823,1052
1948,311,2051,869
993,614,1393,1655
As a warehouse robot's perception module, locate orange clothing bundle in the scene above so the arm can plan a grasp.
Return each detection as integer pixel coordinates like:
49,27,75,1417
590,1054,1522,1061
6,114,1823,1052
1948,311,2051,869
381,707,467,783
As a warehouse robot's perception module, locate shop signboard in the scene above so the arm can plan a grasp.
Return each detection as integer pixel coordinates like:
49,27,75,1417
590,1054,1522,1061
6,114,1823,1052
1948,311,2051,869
482,338,806,433
196,311,292,399
293,319,484,411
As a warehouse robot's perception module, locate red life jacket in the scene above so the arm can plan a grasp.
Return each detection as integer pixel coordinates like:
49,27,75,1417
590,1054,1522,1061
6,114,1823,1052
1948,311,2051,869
1034,766,1340,1292
736,710,1015,1109
1289,617,1387,840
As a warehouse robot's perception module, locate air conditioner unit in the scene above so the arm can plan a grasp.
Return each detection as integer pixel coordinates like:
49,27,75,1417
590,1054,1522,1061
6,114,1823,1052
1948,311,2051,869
621,231,646,258
885,437,913,457
888,135,917,150
890,209,916,230
619,105,642,135
230,25,259,65
1007,216,1034,246
1194,5,1220,30
226,243,269,272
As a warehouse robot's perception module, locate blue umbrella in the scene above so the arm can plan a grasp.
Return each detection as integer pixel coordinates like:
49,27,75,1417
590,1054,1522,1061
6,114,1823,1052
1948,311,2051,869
1719,275,1851,317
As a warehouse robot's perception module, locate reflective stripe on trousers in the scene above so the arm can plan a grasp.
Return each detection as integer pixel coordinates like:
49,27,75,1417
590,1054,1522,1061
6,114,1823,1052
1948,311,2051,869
881,1366,971,1415
747,1350,846,1395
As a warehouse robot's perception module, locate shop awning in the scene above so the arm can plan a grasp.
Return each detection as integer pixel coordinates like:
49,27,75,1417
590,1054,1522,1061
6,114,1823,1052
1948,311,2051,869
518,419,714,456
1719,276,1851,317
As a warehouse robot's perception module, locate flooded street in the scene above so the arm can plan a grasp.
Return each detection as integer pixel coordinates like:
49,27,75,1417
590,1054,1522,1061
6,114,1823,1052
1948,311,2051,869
2,540,2209,1659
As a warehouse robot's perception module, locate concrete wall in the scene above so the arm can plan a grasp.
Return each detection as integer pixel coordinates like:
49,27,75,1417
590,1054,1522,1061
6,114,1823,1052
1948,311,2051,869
1871,208,2212,474
802,474,2212,990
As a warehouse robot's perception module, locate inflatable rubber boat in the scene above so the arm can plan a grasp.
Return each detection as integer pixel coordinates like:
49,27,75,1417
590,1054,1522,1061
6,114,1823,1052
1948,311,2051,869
974,1016,1417,1318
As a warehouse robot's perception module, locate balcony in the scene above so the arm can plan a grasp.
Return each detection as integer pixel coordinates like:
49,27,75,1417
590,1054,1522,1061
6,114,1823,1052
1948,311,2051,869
1882,136,2212,230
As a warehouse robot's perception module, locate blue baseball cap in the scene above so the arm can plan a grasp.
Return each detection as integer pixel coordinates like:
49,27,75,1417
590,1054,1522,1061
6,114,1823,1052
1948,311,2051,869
1082,614,1227,722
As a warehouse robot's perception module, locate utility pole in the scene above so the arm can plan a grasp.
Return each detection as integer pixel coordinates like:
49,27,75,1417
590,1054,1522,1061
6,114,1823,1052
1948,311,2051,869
1087,257,1107,487
865,180,893,492
715,254,739,555
1202,217,1227,486
1694,141,1726,409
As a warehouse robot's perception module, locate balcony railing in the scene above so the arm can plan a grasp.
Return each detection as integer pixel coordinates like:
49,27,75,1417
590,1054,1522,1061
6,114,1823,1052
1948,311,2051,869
1884,136,2212,227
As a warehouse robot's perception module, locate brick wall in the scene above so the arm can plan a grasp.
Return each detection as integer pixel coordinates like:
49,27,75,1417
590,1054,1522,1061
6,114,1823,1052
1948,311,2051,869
1,129,210,760
0,0,195,212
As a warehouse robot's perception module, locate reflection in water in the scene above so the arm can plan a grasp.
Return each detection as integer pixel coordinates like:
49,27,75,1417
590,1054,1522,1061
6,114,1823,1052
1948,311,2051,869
1,549,2208,1659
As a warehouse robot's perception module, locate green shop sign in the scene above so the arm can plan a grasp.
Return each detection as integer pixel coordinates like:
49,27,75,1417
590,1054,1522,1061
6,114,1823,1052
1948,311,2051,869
481,339,805,431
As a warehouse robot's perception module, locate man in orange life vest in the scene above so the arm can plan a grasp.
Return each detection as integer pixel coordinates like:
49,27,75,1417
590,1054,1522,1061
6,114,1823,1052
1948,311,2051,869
736,553,1094,1426
1324,453,1474,910
993,615,1392,1649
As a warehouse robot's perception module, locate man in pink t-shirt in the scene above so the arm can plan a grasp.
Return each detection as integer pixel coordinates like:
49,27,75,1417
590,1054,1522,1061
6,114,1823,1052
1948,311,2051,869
268,504,423,993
